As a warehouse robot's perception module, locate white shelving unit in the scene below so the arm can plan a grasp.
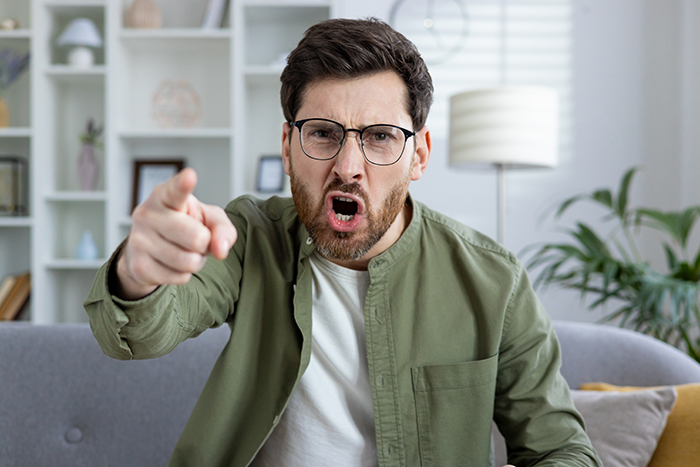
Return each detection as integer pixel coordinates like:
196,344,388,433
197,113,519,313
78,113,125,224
0,0,336,323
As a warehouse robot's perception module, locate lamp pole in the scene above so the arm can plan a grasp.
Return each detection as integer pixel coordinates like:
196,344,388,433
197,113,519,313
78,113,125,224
497,163,506,245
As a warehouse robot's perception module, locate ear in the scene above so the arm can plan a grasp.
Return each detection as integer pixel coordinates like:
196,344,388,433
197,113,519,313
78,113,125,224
282,122,292,176
410,126,431,181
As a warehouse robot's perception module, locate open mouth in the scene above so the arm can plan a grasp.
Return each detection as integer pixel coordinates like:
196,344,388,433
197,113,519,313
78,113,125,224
332,196,359,221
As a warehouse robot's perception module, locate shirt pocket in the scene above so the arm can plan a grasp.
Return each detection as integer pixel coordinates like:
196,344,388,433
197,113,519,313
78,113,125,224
411,355,498,467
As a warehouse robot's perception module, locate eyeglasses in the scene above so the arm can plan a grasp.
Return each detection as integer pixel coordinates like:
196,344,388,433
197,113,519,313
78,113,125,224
289,118,416,166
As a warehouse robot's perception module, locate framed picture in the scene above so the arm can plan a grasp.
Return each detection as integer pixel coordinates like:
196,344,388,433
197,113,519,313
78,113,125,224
132,159,185,212
256,155,285,193
0,156,27,216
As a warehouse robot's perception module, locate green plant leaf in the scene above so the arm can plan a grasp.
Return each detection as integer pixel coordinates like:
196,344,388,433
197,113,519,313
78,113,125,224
616,167,637,218
664,243,678,272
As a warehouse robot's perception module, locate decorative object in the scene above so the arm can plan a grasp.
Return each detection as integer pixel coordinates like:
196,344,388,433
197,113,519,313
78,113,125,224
256,155,285,193
0,18,20,30
151,80,202,128
389,0,470,65
74,230,99,261
0,48,30,127
524,167,700,362
132,159,184,211
56,18,103,68
0,156,27,215
126,0,162,29
449,86,559,244
77,118,103,191
201,0,228,29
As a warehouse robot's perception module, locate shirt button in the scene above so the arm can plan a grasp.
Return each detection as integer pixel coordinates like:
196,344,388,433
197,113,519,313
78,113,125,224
306,237,313,245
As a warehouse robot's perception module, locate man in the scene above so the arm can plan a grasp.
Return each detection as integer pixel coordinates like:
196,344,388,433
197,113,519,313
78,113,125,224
85,18,600,467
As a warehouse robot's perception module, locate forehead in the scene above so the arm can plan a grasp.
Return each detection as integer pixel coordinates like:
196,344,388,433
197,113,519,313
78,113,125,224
297,71,411,127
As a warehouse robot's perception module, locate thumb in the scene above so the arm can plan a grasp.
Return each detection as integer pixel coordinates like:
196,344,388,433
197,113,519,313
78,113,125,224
160,167,197,212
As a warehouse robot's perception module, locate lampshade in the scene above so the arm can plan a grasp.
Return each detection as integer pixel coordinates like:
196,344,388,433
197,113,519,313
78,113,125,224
56,18,103,48
449,86,559,169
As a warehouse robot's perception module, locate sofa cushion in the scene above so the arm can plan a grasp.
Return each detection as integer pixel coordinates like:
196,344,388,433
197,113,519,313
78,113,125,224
493,387,676,467
581,382,700,467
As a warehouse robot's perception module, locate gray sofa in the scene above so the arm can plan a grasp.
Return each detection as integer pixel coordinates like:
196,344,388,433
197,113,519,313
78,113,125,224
2,321,700,467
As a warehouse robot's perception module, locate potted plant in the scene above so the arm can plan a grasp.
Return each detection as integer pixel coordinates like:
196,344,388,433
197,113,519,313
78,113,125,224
0,48,30,127
78,118,103,191
525,167,700,362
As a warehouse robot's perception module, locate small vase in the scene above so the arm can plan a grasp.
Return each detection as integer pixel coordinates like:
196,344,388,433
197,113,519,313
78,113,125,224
0,96,8,128
75,230,99,261
78,143,98,191
126,0,162,29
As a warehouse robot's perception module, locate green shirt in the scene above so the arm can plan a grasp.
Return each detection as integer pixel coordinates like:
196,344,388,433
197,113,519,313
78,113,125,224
84,195,600,467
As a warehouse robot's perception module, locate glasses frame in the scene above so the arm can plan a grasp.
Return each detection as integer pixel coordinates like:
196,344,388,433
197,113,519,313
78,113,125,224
289,118,416,166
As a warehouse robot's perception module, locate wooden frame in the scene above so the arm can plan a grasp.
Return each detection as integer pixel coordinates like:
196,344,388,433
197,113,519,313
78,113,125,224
131,159,185,212
0,156,27,216
256,155,285,193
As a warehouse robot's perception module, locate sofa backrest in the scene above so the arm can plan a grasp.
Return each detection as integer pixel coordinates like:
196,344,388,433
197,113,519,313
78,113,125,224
3,321,700,467
0,323,229,467
554,320,700,388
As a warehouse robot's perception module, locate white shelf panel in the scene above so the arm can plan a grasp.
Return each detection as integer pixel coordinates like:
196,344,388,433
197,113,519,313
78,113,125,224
45,66,106,83
45,191,107,202
0,128,32,138
119,128,232,139
120,28,231,40
0,30,31,39
44,259,106,270
244,0,333,6
44,1,106,9
0,217,33,227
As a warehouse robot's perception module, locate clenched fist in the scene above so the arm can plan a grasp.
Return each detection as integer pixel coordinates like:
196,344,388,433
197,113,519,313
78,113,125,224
114,168,237,300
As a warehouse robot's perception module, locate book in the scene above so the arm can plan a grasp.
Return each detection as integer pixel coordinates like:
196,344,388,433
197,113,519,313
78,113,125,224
0,275,17,307
0,272,30,321
201,0,228,29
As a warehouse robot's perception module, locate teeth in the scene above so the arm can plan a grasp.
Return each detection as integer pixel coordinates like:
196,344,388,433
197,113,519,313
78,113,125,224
336,196,353,203
336,213,354,222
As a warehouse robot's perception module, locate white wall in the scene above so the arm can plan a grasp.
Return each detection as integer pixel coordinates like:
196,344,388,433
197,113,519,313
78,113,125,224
337,0,700,322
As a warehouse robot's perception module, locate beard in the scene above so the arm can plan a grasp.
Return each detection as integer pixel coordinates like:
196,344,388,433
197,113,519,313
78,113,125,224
290,164,412,262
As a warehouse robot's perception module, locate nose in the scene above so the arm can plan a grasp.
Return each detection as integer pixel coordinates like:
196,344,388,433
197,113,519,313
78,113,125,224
332,130,365,183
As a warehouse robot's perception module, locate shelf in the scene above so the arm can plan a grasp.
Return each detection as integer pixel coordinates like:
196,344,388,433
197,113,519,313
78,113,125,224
0,128,32,138
0,29,31,39
120,128,232,139
0,217,32,227
119,32,230,52
45,66,106,83
44,259,105,270
120,28,231,40
44,1,106,10
45,191,107,202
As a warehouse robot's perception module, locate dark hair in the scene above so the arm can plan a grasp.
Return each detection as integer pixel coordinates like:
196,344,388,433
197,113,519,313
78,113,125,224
280,18,433,131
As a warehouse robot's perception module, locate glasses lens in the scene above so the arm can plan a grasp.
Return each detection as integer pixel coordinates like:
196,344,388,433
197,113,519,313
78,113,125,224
300,120,344,160
362,125,407,165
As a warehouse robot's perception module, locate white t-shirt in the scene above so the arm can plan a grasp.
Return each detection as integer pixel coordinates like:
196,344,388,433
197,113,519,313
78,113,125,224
251,252,378,467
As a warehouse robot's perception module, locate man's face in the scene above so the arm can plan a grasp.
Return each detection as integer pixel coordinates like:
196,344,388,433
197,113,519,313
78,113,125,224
282,71,431,269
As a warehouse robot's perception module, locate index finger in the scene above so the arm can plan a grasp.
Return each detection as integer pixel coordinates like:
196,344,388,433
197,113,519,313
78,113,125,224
159,168,198,212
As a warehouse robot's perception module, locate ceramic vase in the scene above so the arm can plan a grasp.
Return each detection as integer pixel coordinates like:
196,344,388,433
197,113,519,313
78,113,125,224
126,0,162,29
75,230,99,261
0,96,8,127
78,143,98,191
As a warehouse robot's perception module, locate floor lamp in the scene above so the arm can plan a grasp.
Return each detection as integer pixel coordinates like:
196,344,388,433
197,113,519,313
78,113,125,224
448,87,559,245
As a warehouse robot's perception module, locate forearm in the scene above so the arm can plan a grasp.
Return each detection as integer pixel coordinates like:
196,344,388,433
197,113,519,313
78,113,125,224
84,244,237,360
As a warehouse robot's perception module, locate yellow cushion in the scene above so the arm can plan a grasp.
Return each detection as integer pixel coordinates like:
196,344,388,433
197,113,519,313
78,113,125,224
580,382,700,467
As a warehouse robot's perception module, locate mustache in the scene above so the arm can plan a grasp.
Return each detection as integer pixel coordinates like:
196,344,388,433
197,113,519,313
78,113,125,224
324,179,365,199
